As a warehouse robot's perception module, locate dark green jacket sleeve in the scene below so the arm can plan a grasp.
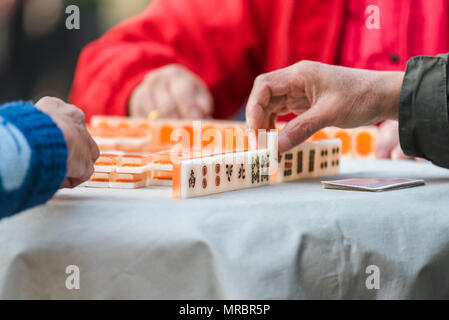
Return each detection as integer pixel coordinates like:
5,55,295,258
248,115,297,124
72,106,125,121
399,54,449,169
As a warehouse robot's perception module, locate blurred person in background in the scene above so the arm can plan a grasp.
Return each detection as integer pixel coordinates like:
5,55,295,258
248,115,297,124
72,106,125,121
70,0,449,159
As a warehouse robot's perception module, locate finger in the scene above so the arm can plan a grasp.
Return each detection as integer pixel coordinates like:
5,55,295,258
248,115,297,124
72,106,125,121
194,83,214,116
85,129,100,162
268,113,277,130
61,177,86,189
35,96,64,111
246,70,293,130
152,76,182,118
181,67,213,117
135,75,161,117
129,86,151,117
66,160,94,187
278,108,326,152
60,178,72,188
169,77,202,119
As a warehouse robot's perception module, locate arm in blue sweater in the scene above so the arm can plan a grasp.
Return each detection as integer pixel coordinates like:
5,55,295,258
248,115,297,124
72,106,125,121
0,101,67,219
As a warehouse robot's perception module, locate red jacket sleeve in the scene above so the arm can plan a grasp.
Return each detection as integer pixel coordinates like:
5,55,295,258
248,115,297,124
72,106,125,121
70,0,272,120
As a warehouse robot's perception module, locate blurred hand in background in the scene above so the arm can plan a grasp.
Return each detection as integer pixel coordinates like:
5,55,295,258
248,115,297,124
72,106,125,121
129,64,213,119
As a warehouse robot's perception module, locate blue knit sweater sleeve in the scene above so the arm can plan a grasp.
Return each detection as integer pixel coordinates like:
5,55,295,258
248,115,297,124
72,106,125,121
0,101,67,219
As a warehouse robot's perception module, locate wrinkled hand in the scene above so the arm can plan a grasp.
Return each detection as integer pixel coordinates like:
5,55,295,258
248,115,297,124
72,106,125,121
129,64,213,119
246,61,404,152
35,97,99,188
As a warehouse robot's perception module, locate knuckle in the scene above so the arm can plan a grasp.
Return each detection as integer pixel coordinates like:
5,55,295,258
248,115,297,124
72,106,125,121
76,109,86,122
163,64,182,76
254,74,268,87
37,96,62,107
70,106,85,122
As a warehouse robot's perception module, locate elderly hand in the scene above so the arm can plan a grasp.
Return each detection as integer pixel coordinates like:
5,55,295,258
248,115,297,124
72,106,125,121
129,64,213,119
246,61,404,152
35,97,99,188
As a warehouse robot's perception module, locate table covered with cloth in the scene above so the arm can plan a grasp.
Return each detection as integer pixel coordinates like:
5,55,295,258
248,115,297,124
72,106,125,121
1,159,449,299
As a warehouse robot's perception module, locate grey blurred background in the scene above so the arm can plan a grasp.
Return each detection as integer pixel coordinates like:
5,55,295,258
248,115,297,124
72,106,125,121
0,0,149,104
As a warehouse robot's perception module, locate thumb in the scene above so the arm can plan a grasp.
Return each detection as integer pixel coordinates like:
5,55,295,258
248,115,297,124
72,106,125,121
278,109,327,152
195,85,214,116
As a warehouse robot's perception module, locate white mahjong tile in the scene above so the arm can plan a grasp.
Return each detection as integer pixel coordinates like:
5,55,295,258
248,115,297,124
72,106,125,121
267,131,279,176
305,142,319,178
115,166,148,174
85,172,111,188
246,149,270,187
221,153,238,192
313,140,331,177
246,150,261,187
280,149,294,182
257,130,267,149
327,140,342,176
179,160,197,198
184,160,206,198
208,156,226,194
149,179,172,187
233,151,251,189
179,148,273,198
147,163,173,171
258,150,271,186
85,181,110,188
292,143,310,180
181,156,220,198
272,149,286,183
109,181,147,189
94,165,115,173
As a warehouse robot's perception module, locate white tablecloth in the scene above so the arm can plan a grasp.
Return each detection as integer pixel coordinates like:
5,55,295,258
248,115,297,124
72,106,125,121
1,159,449,299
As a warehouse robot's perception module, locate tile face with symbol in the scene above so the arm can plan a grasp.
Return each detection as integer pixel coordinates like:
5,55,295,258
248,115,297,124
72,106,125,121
271,139,341,183
283,153,293,177
173,142,275,198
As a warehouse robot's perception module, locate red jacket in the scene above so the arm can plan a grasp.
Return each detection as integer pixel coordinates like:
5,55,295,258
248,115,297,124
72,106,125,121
70,0,449,121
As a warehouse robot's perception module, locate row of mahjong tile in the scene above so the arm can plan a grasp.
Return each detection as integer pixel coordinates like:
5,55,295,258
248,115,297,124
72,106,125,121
85,147,263,190
90,116,248,152
172,139,340,198
92,151,174,174
90,116,376,158
84,151,173,188
172,149,272,198
274,139,342,183
91,148,252,175
82,136,341,197
83,171,172,189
